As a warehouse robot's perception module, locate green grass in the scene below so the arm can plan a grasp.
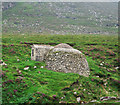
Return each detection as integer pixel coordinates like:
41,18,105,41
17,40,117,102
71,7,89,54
2,34,119,104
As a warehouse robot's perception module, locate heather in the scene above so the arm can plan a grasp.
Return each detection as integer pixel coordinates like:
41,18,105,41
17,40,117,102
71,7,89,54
2,34,119,104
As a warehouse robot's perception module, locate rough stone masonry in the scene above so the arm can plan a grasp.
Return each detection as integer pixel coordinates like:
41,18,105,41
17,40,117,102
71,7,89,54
31,43,90,77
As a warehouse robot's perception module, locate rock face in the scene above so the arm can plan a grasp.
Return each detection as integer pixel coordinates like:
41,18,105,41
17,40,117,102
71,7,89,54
31,43,90,77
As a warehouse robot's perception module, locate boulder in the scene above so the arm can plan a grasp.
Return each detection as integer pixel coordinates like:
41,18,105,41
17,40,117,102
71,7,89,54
45,45,90,77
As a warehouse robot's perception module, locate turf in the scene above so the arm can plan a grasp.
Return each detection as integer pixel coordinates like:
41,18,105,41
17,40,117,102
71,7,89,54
2,34,119,104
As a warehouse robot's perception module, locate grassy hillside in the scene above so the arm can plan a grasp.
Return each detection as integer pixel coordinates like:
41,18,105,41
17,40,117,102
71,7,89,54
2,2,118,35
2,34,119,104
1,2,119,104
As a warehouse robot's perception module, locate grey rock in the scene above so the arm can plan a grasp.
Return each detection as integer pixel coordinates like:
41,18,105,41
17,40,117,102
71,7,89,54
45,48,90,77
31,43,90,77
76,97,81,103
90,100,97,102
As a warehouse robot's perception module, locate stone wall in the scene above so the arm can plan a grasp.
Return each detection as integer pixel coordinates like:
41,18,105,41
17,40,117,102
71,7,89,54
31,45,54,61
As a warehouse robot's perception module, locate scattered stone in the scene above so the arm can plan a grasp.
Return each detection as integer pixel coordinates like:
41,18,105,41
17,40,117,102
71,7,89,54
59,101,66,103
18,76,24,79
1,62,7,66
115,67,119,69
100,63,103,66
17,59,19,61
61,97,64,99
104,82,107,86
74,92,77,95
40,66,43,68
76,97,81,103
80,84,82,86
24,67,29,70
34,66,37,69
90,100,97,102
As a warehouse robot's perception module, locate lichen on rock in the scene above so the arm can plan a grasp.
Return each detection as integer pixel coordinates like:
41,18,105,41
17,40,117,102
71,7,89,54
45,47,90,77
31,43,90,77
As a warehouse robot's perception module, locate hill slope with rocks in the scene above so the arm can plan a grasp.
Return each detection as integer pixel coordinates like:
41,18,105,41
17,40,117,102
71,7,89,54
2,2,118,35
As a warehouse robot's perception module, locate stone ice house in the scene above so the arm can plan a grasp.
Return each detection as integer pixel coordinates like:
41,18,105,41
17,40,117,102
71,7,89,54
31,43,90,77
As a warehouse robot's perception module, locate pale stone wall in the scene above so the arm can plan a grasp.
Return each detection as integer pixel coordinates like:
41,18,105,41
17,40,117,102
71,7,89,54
31,45,54,61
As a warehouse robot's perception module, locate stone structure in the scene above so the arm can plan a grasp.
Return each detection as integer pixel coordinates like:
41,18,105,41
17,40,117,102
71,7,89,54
31,43,90,77
31,44,54,61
